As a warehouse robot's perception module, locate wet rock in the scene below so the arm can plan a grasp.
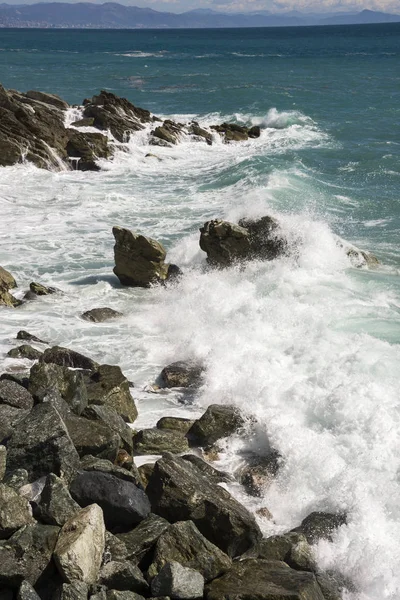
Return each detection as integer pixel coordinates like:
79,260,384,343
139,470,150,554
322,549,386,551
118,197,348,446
138,463,154,488
17,580,42,600
16,330,47,344
238,216,286,261
70,471,150,531
104,531,128,563
0,379,34,410
0,266,17,290
146,454,261,557
248,125,261,138
244,532,315,572
235,451,281,496
71,117,95,127
157,417,195,434
0,523,60,588
30,362,88,415
99,561,148,594
117,514,169,565
29,282,58,296
82,405,133,453
0,446,6,480
6,402,80,483
66,130,112,171
189,123,212,145
205,559,325,600
0,404,29,444
58,581,89,600
181,455,232,484
85,364,137,423
54,504,105,584
315,571,351,600
0,289,22,307
346,247,379,268
160,362,203,389
7,345,43,360
25,90,68,110
151,561,204,600
291,512,347,544
36,473,80,527
152,121,182,145
41,346,98,371
0,267,20,306
211,123,249,143
65,413,120,462
132,428,189,455
0,371,30,389
81,307,122,322
148,520,231,583
187,404,245,447
79,455,142,489
0,484,34,539
113,226,170,288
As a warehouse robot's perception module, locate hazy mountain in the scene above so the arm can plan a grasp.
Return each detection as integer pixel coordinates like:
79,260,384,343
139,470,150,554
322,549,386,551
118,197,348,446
0,2,399,28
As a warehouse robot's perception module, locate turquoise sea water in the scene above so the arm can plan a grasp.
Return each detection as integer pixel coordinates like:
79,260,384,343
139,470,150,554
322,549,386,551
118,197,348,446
1,25,400,599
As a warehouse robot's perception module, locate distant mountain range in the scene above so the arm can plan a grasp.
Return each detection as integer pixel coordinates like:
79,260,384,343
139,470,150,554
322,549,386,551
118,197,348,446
0,3,399,29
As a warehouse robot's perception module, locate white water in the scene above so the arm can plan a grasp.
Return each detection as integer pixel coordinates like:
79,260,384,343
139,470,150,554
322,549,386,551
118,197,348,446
1,109,400,599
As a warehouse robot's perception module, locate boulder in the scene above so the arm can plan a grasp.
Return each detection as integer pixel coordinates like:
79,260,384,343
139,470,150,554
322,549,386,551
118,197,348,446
16,331,47,344
181,455,232,484
235,451,281,497
69,471,150,531
66,129,112,171
6,402,80,483
0,404,29,444
117,513,169,565
17,581,42,600
189,123,212,145
148,520,231,582
99,561,148,594
113,226,170,288
40,346,98,371
54,504,105,584
0,371,30,389
0,446,6,481
132,428,189,455
0,523,60,588
238,216,286,261
187,404,245,447
25,90,68,110
30,362,88,415
156,417,195,434
3,469,29,491
146,454,261,557
0,265,20,307
81,308,122,322
205,559,325,600
104,531,128,563
57,581,89,600
291,512,347,544
0,484,34,539
7,345,43,360
0,266,17,290
64,413,120,462
0,289,22,307
85,364,137,423
71,117,95,127
0,380,34,410
36,473,81,527
79,455,142,489
244,532,316,572
82,405,133,453
29,282,58,296
151,562,204,600
160,362,203,389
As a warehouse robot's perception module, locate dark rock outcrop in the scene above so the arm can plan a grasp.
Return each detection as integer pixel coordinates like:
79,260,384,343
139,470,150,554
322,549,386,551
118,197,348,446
16,331,47,344
187,404,245,447
30,362,88,415
160,361,203,389
0,266,20,307
85,364,137,424
157,416,195,434
83,405,133,453
66,129,112,171
99,561,149,594
35,473,80,527
40,346,98,371
81,307,122,322
151,562,204,600
0,380,34,410
132,428,189,455
7,345,43,360
116,513,170,565
291,511,347,544
64,412,120,462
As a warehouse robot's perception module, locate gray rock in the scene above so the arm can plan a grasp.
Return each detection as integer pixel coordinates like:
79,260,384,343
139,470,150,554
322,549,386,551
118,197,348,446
30,362,88,415
291,512,347,544
36,473,80,527
106,592,145,600
70,471,150,531
151,562,204,600
66,130,112,171
3,469,29,491
85,364,137,423
7,345,43,360
0,523,60,588
19,476,46,503
146,454,261,557
65,413,120,462
187,404,245,447
0,379,34,410
6,402,80,483
79,456,142,489
160,362,203,389
0,371,30,389
132,428,189,455
40,346,98,371
0,484,34,539
104,531,128,563
0,445,6,481
205,559,325,600
71,117,95,127
99,561,148,594
156,417,195,434
29,281,58,296
81,308,122,322
25,90,68,110
16,330,47,344
181,455,232,484
58,581,89,600
0,404,29,444
148,520,231,582
17,581,41,600
117,513,169,564
82,405,133,453
244,532,316,572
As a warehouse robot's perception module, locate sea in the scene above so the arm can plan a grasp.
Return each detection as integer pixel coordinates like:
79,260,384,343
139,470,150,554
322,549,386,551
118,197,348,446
1,23,400,599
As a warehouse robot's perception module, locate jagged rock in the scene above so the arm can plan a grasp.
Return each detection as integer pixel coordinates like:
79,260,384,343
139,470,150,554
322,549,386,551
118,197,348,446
151,562,204,600
85,364,137,423
0,371,30,389
211,123,250,143
315,571,351,600
248,125,261,138
16,330,47,344
0,289,22,307
66,130,112,171
79,455,142,489
82,405,133,453
138,463,154,488
117,514,169,564
30,362,88,415
238,216,286,261
0,446,6,481
235,451,281,497
71,117,95,127
148,520,231,583
0,265,20,306
104,531,128,563
99,562,148,594
0,484,34,539
160,362,203,389
291,512,347,544
54,504,105,584
0,379,34,410
181,455,232,484
3,469,29,491
132,428,189,455
244,532,315,572
146,454,261,557
205,559,325,600
152,121,183,145
187,404,245,447
0,266,17,290
189,123,212,145
6,402,80,483
40,346,98,371
0,404,29,444
65,413,120,462
70,471,150,531
58,581,89,600
25,90,68,110
0,523,60,588
81,308,122,322
36,473,80,527
19,476,46,503
112,226,170,288
7,345,43,360
29,282,58,296
157,417,195,434
17,580,42,600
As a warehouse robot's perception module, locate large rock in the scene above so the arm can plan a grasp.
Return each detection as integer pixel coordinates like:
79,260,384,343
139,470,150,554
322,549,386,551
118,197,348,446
205,559,325,600
6,402,80,483
16,330,47,344
0,404,29,444
0,265,19,307
17,580,42,600
291,512,347,544
36,473,80,527
244,532,316,572
99,561,148,594
57,581,89,600
54,504,105,584
157,417,195,434
81,307,122,322
181,455,232,484
25,90,69,110
64,412,120,462
160,362,203,389
117,513,170,564
0,380,34,410
40,346,98,371
69,471,151,531
0,484,34,539
187,404,245,447
113,226,171,288
7,345,43,360
29,362,88,415
0,266,17,290
82,405,133,453
148,520,232,582
66,129,112,171
146,454,262,557
79,455,142,489
151,561,204,600
85,364,137,423
132,428,189,455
